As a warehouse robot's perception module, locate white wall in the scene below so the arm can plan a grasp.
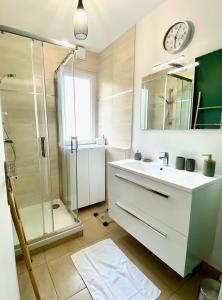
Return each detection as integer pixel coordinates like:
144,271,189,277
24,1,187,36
133,0,222,270
0,101,20,299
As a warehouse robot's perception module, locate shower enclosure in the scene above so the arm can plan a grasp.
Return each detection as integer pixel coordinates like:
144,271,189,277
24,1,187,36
0,28,81,249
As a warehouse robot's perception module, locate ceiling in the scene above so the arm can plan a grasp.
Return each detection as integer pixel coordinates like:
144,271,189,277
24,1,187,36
0,0,165,52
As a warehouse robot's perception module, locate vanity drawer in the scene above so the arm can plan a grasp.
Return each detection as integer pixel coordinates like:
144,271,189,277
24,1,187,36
109,200,187,277
108,166,192,236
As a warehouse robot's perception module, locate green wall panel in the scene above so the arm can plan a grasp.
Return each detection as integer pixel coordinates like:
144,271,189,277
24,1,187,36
192,48,222,129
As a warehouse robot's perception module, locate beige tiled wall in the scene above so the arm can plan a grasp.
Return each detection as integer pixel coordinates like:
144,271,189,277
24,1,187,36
96,27,135,200
75,50,99,73
97,26,135,149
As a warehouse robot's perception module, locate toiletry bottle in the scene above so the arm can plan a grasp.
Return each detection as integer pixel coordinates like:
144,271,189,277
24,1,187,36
134,150,142,161
202,154,216,177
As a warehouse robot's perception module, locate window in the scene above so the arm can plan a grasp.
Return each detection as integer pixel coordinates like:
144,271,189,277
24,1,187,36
63,70,96,144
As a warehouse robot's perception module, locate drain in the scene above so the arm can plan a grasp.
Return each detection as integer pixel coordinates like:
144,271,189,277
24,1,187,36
52,204,60,209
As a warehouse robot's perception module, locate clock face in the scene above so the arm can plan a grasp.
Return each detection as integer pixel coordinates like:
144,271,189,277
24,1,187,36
163,21,193,54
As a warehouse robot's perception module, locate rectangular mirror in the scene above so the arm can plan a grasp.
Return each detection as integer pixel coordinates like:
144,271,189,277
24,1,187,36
141,48,222,130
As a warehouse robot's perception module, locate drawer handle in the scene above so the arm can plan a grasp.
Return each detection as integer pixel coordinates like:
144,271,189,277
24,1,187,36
115,202,167,239
115,174,169,199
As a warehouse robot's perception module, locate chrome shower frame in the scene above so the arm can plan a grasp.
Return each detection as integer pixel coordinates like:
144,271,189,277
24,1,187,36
0,25,76,50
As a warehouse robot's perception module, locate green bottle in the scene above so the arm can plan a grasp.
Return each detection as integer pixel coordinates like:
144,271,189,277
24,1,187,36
202,154,216,177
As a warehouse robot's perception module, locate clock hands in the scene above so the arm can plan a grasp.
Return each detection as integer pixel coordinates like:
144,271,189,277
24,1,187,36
174,25,182,48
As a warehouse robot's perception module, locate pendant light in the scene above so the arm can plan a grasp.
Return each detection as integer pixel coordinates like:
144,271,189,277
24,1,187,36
74,0,88,40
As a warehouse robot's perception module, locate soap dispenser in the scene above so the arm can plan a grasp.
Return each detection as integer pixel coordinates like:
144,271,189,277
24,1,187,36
202,154,216,177
134,150,142,161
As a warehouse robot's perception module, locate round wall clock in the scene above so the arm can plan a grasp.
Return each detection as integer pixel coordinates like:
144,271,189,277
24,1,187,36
163,21,194,54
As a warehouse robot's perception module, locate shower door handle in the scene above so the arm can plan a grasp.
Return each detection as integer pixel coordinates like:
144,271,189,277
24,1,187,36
71,136,78,153
41,137,46,158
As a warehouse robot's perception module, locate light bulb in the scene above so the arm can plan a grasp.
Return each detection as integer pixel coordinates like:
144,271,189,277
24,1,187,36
74,0,88,40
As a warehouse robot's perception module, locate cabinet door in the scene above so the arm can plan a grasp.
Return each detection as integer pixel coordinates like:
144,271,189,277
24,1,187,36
108,166,191,236
89,147,105,204
77,149,90,208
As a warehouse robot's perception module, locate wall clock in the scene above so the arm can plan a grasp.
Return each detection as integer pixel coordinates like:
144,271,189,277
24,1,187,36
163,21,194,54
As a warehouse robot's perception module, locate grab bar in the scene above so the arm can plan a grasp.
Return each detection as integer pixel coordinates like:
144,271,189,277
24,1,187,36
115,174,169,199
115,202,167,239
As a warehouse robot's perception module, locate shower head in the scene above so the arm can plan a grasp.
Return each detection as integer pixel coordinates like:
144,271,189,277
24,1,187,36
0,73,16,84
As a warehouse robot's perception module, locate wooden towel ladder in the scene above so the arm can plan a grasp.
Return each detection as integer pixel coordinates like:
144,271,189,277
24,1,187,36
6,176,41,300
194,91,222,128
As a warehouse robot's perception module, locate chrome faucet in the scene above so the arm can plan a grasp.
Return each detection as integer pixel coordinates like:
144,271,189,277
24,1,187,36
159,152,169,166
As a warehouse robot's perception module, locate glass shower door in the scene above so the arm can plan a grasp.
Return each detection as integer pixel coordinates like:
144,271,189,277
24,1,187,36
56,53,79,220
0,32,53,242
32,40,54,235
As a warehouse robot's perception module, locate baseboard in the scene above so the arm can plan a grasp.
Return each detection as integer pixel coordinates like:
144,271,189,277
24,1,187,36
200,261,222,279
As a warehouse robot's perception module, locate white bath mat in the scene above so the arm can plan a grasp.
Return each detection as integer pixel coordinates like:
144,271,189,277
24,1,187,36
71,239,161,300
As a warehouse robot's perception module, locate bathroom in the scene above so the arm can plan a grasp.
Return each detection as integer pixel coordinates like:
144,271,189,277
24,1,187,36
1,0,222,299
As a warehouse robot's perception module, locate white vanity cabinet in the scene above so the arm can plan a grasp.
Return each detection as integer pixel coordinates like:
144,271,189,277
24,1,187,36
108,160,222,277
78,145,105,208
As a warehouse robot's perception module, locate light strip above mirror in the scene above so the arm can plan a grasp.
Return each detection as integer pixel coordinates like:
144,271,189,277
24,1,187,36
168,62,199,75
152,55,185,71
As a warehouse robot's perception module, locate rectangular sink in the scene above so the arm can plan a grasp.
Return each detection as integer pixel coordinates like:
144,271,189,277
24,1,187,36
109,159,221,191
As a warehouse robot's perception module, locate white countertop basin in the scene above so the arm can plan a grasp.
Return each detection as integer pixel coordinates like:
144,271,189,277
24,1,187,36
109,159,221,191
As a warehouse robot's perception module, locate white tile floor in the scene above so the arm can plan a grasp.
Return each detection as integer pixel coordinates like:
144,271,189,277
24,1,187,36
14,199,77,244
17,202,207,300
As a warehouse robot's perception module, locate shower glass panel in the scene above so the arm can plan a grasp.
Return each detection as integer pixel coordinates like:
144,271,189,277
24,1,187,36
141,75,166,130
166,75,193,129
56,54,78,220
32,40,54,236
0,32,53,242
